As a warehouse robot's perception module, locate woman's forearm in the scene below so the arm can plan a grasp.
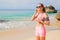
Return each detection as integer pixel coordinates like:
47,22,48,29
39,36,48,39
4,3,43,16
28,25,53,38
39,20,44,24
31,9,37,21
31,16,36,21
36,19,44,24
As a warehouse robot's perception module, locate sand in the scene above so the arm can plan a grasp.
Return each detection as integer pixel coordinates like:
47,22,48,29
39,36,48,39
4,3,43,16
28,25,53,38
0,26,60,40
0,17,60,40
0,27,35,40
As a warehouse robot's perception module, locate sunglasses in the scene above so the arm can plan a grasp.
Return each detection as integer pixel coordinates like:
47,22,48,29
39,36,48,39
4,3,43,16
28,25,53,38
36,6,41,8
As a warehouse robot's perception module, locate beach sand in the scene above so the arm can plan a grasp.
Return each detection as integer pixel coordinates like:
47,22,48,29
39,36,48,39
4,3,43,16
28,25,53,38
0,25,60,40
0,16,60,40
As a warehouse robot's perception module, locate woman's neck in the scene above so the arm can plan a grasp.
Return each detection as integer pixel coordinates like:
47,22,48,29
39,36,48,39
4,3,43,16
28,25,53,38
38,11,44,13
40,10,44,13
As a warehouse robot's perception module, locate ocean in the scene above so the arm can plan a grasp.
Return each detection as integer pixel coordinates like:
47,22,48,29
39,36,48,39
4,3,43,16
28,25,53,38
0,10,56,21
0,10,58,31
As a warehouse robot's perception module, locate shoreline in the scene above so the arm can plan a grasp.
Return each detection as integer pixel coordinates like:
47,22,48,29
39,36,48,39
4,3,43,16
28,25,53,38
0,14,60,31
0,15,60,40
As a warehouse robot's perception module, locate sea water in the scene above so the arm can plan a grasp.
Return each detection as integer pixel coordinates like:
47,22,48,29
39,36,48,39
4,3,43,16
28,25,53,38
0,10,56,21
0,10,33,20
0,10,57,31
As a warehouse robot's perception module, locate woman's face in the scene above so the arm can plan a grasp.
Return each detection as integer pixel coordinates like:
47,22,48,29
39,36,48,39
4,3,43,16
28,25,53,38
36,4,43,11
39,7,43,11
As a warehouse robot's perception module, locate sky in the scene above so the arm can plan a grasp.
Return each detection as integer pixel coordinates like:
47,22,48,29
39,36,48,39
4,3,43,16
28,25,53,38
0,0,60,10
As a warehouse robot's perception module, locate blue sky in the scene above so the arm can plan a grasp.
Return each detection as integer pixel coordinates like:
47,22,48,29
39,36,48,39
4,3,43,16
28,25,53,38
0,0,60,10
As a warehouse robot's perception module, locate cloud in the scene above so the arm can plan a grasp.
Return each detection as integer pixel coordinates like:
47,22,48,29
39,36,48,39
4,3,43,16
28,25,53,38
0,0,17,9
0,0,60,10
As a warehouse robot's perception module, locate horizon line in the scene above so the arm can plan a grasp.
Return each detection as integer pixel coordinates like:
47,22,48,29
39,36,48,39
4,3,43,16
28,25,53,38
0,9,34,11
0,9,59,11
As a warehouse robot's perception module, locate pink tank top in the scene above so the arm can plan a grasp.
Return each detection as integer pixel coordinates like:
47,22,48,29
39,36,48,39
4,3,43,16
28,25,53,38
36,13,45,21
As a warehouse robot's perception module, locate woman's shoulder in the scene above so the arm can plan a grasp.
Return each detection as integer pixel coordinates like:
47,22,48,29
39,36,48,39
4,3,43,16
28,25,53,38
43,13,48,17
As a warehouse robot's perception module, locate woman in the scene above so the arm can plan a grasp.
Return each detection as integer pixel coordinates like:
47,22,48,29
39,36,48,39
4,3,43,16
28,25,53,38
31,3,50,40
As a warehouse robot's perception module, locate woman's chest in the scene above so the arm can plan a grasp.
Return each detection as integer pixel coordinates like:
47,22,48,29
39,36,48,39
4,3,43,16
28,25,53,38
37,13,44,20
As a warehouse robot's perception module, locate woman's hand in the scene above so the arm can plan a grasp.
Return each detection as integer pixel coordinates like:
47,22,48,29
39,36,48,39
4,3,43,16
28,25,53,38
44,21,50,26
31,16,36,21
36,18,44,24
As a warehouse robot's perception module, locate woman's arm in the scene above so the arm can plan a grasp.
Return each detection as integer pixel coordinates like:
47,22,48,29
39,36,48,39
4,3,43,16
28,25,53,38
31,9,38,21
36,18,45,24
37,13,50,25
44,13,50,26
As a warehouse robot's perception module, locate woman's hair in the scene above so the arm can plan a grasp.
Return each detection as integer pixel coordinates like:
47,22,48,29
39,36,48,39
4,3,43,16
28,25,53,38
37,3,46,12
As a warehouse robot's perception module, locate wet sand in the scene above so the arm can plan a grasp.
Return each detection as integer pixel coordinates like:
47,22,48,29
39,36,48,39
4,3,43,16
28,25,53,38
0,26,60,40
0,16,60,40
